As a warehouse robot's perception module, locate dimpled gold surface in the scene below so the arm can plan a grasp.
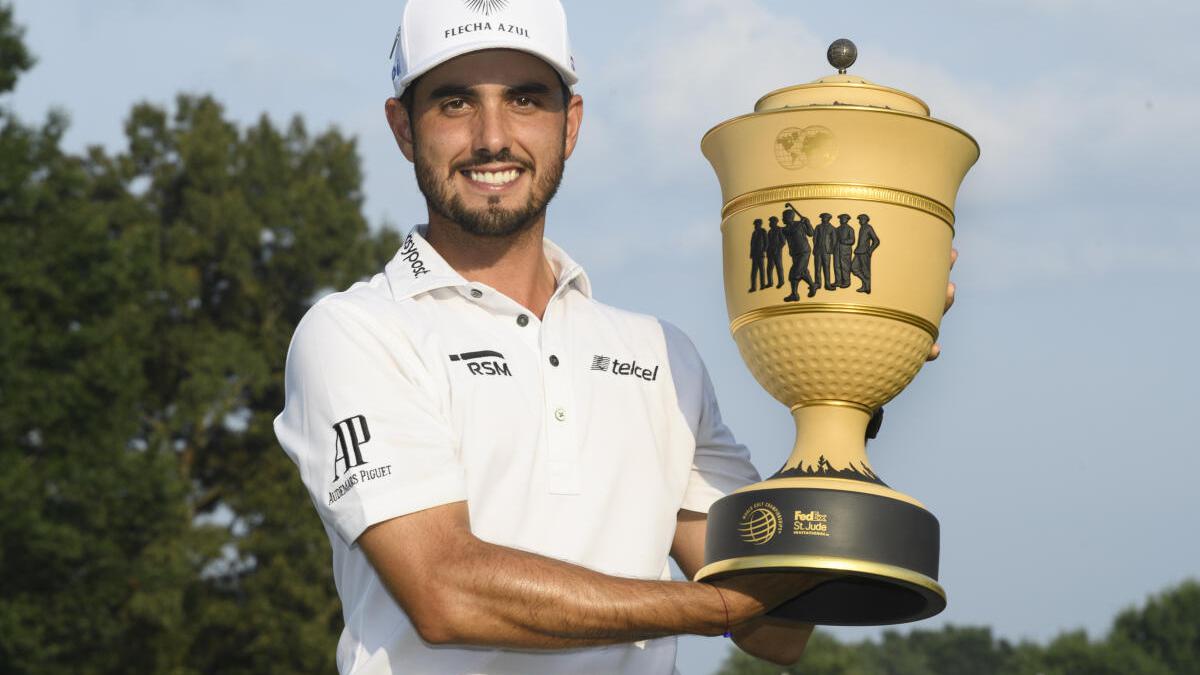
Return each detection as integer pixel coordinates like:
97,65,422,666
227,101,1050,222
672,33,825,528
733,313,933,409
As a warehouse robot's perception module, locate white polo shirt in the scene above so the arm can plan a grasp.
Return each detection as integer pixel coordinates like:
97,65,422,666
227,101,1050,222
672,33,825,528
274,227,759,675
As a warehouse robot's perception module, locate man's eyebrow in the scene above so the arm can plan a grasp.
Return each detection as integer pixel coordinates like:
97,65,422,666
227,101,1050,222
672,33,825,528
426,84,474,100
507,82,553,95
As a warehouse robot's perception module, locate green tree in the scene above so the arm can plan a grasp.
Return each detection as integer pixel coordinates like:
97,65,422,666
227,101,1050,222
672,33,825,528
0,2,32,94
1012,629,1171,675
870,625,1014,675
1,7,197,670
0,3,399,671
716,580,1200,675
1112,579,1200,673
129,95,400,674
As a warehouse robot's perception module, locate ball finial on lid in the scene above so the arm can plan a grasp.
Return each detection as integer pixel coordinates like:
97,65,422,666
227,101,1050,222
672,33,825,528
827,38,858,74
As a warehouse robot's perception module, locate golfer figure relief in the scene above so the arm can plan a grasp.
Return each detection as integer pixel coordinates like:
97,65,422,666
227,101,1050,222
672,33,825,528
851,213,880,293
834,214,856,288
748,218,767,292
781,205,815,302
765,216,786,289
811,213,836,292
745,209,881,298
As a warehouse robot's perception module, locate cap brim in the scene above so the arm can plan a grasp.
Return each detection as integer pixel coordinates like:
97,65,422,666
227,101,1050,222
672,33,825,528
395,41,577,98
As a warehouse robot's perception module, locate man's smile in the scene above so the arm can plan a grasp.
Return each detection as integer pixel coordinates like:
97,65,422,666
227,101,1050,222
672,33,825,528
458,165,528,192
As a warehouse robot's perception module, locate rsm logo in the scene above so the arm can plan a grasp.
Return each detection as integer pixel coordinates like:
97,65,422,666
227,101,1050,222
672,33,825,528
449,350,512,377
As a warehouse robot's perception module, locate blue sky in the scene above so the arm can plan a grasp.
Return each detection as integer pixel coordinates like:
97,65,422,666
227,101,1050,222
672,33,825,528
9,1,1199,673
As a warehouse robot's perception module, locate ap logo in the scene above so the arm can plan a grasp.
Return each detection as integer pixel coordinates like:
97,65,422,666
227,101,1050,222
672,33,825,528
332,415,371,481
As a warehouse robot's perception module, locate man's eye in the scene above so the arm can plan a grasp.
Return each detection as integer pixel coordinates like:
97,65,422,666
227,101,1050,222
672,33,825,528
442,98,468,111
513,96,535,107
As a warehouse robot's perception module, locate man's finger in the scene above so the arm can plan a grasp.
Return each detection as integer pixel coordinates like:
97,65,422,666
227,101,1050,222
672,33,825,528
934,248,958,354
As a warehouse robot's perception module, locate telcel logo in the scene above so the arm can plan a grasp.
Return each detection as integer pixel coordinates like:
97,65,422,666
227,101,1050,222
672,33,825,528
590,355,659,381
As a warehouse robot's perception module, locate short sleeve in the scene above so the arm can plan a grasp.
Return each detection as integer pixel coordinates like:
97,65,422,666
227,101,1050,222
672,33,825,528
274,298,465,545
660,321,761,513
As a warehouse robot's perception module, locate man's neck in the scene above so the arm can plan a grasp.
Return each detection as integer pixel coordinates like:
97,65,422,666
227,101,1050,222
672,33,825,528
424,215,558,319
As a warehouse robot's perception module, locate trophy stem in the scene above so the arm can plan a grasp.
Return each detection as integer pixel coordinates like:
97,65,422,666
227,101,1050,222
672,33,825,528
776,404,881,484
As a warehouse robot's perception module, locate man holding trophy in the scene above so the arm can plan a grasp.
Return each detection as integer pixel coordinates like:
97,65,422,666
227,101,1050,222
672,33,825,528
273,0,841,672
275,1,969,673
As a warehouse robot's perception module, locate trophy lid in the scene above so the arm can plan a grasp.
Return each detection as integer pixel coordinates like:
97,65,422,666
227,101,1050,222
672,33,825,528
754,39,931,116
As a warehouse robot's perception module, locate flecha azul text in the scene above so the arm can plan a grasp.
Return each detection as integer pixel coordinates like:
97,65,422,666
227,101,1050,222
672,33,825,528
444,23,530,38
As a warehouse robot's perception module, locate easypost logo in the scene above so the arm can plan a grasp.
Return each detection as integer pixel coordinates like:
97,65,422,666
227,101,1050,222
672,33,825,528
398,235,430,278
589,354,659,382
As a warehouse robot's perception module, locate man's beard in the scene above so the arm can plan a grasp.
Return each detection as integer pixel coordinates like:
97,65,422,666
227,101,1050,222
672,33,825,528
414,141,566,238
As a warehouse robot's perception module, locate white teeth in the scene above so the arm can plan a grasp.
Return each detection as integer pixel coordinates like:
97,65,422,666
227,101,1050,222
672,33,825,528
468,169,520,185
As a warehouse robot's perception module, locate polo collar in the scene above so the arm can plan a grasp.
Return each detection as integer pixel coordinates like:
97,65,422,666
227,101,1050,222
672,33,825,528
385,226,593,302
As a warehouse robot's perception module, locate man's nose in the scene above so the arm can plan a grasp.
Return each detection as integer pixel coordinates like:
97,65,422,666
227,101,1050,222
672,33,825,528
473,102,512,158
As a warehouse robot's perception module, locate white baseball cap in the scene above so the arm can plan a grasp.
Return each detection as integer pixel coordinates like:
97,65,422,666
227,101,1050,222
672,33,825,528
390,0,579,98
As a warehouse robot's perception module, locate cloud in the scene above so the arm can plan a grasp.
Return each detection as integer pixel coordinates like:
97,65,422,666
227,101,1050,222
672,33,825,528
586,0,823,185
571,0,1200,289
977,0,1192,13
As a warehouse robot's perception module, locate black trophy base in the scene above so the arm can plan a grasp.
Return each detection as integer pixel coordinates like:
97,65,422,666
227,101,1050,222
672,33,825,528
695,483,945,625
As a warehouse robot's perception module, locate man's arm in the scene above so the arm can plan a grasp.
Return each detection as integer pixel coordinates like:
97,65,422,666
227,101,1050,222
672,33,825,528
357,500,808,649
670,509,819,667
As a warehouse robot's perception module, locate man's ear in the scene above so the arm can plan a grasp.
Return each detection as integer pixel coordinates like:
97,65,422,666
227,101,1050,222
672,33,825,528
385,97,416,163
562,93,584,161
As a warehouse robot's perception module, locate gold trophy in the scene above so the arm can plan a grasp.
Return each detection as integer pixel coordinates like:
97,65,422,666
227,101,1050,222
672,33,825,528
694,40,979,625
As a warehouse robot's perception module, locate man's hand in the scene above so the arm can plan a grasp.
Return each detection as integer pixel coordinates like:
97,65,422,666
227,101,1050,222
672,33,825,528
671,510,824,665
732,616,815,667
927,247,958,362
709,575,824,666
708,572,828,625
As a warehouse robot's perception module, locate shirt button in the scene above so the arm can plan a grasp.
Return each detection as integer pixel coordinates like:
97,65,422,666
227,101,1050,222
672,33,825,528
549,355,560,367
470,289,483,299
516,314,530,327
553,407,566,422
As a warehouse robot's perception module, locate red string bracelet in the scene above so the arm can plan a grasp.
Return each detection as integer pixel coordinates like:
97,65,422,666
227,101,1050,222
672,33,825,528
712,585,732,638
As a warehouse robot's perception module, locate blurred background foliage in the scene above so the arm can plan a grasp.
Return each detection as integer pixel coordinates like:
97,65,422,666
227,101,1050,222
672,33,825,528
718,581,1200,674
0,4,398,672
0,4,1196,674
